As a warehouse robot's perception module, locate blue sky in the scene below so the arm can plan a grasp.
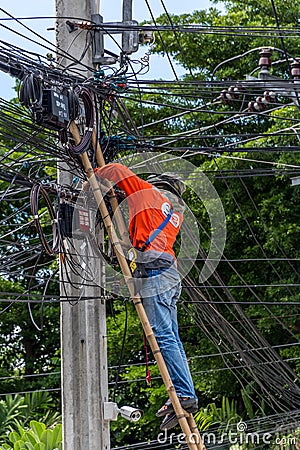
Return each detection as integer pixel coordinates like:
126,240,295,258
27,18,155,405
0,0,216,98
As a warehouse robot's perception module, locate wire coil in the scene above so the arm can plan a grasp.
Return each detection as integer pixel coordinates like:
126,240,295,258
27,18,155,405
68,87,95,156
30,184,59,256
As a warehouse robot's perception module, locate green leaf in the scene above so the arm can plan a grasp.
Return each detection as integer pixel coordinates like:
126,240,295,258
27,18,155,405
8,431,21,444
40,430,53,449
33,443,45,450
29,422,45,441
241,390,254,419
13,441,29,450
49,424,62,447
24,443,35,450
22,432,37,446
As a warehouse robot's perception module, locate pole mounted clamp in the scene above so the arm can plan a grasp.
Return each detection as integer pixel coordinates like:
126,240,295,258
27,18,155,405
91,9,139,65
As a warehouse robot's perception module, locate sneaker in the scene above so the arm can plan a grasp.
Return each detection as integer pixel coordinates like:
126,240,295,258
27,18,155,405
180,397,198,413
156,399,173,417
156,397,198,418
159,398,198,431
160,412,178,430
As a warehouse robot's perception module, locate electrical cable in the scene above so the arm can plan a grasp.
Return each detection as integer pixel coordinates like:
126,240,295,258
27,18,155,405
30,184,59,256
68,87,94,156
124,154,300,411
144,0,179,81
0,5,300,424
3,14,300,35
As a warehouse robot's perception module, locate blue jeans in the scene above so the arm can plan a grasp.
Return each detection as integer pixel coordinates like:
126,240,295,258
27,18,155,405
140,266,197,400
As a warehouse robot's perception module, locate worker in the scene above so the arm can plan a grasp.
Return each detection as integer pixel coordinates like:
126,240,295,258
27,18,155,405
94,162,198,430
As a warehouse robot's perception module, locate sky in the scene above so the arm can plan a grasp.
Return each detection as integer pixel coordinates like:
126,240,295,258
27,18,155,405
0,0,217,99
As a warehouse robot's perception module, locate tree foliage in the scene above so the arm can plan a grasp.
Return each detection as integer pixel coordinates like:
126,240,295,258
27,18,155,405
0,393,61,446
0,420,62,450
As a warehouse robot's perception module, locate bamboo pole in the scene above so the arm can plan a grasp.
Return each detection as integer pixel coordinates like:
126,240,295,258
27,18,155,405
92,130,131,247
187,414,206,450
69,121,203,450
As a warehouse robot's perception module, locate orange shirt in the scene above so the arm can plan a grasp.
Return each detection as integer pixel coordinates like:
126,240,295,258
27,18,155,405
94,163,183,258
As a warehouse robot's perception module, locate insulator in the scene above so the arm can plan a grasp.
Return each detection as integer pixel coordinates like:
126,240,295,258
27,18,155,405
139,30,155,44
260,96,269,107
291,60,300,79
263,90,276,103
248,100,264,112
227,85,240,99
221,89,230,104
248,101,255,112
258,48,272,70
77,20,93,30
220,86,240,103
254,96,267,110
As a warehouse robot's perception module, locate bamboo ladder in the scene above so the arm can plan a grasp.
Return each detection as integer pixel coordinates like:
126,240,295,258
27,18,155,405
70,121,206,450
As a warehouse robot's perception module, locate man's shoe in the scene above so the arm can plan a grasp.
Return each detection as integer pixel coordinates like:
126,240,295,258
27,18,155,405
156,397,198,418
180,397,198,413
159,399,198,431
160,412,178,430
156,399,173,417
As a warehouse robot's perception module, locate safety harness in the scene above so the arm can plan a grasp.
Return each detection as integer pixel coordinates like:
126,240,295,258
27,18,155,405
140,208,173,252
127,208,173,278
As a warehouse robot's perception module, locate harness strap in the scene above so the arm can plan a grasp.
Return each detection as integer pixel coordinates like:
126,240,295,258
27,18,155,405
140,208,173,252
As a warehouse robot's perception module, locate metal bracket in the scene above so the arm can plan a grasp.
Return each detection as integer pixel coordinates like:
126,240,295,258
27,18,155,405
122,20,139,55
92,14,117,65
103,402,119,421
244,73,300,109
91,8,139,65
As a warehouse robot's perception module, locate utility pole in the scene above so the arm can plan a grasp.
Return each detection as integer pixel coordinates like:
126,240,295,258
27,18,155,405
56,1,141,448
56,1,109,449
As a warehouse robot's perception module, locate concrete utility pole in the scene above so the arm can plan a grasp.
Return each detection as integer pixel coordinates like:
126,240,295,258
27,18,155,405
56,1,109,449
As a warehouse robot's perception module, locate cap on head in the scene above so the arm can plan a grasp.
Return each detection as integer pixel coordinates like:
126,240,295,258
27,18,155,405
147,172,186,197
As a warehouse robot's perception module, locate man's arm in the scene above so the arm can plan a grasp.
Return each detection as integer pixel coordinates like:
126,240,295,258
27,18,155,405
94,163,151,196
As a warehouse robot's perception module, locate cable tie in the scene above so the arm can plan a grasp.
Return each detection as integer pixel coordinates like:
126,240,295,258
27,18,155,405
34,215,39,219
85,127,93,132
51,219,58,224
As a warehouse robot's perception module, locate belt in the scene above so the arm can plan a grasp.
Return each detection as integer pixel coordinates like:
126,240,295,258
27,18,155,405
143,257,175,270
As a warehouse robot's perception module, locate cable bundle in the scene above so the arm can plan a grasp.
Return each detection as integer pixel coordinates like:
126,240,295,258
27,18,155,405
68,87,95,156
19,71,43,122
30,184,59,256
